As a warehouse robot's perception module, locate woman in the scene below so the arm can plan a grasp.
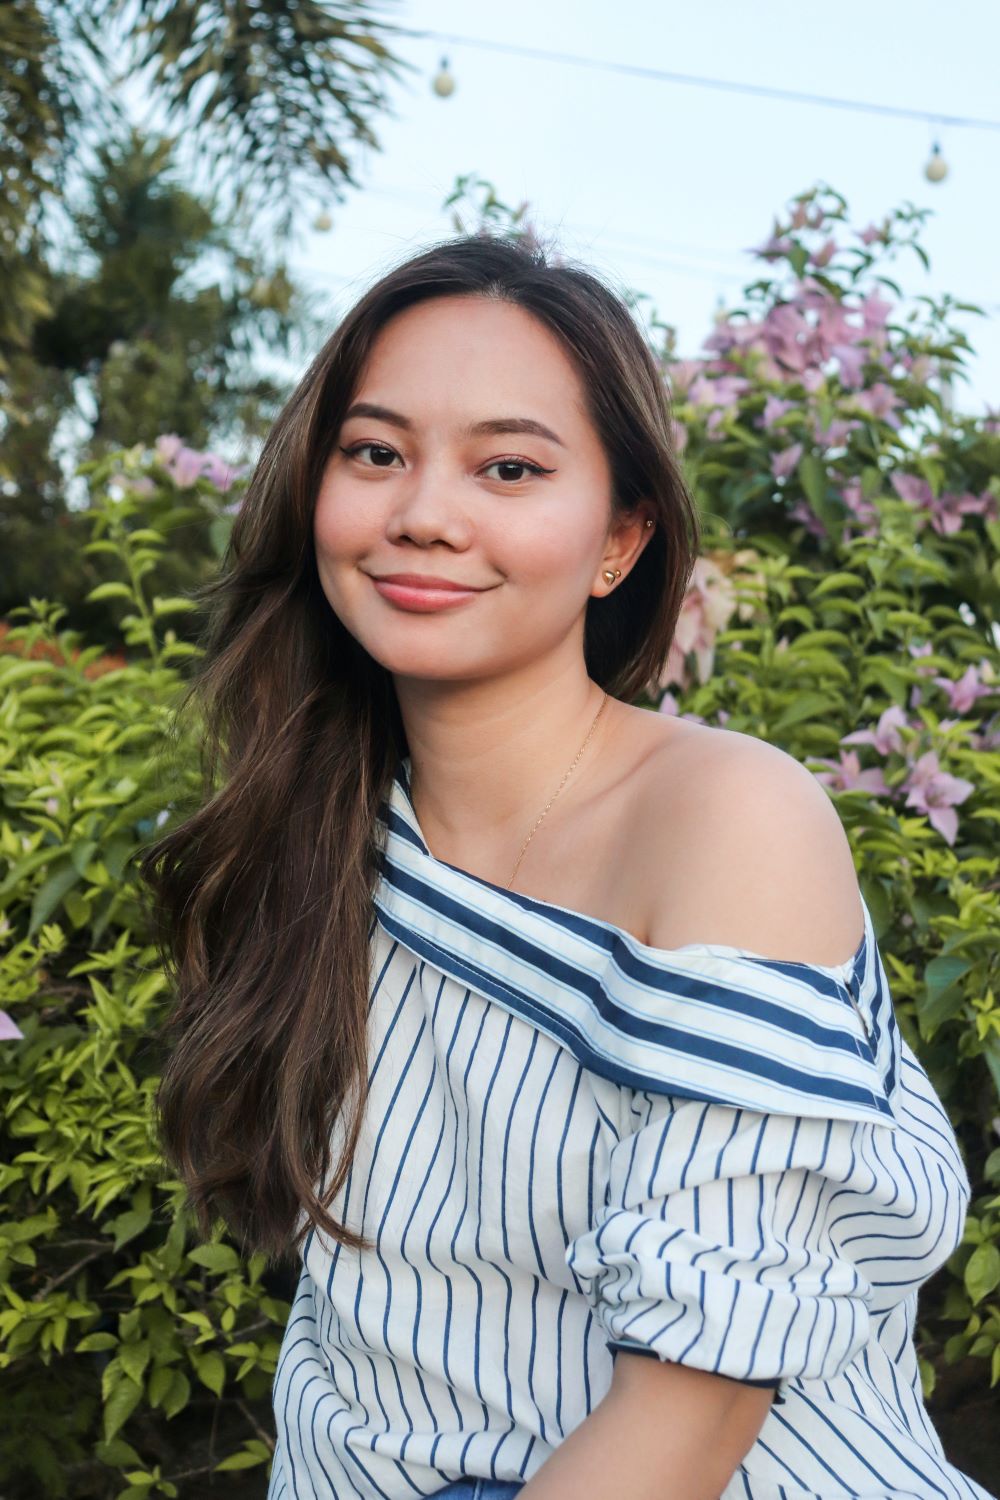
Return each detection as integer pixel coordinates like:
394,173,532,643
140,233,995,1500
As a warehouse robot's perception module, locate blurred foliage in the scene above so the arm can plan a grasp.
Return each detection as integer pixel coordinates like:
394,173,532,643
1,0,413,637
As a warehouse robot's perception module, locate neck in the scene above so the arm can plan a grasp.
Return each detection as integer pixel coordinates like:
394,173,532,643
395,670,616,854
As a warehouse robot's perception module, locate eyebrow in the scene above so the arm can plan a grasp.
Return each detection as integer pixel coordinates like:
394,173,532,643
341,402,566,449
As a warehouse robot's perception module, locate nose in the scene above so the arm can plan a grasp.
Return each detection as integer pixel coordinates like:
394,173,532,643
387,456,469,547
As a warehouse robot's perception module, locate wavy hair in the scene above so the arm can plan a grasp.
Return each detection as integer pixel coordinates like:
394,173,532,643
138,231,702,1264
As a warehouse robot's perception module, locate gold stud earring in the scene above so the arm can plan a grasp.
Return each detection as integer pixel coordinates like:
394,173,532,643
602,568,622,586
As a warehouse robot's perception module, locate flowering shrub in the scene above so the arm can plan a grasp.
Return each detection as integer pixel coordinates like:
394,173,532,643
1,185,999,1494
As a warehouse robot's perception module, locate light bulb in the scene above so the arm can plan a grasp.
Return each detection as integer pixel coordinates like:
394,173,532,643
432,57,456,97
924,142,948,183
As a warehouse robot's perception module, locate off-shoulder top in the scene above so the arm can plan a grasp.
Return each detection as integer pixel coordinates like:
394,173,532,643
266,755,994,1500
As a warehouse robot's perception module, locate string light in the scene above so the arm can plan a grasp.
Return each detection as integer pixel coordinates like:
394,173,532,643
432,57,456,98
924,142,949,183
382,24,996,181
380,25,1000,134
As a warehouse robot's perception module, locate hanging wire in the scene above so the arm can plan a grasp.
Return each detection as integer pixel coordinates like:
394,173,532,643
381,25,1000,134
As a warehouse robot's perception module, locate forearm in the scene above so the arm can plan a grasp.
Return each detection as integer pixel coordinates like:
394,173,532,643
517,1358,774,1500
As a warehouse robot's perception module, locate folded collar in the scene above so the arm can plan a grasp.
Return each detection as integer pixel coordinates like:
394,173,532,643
373,757,897,1129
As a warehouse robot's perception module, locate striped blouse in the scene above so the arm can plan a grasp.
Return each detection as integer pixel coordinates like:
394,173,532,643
267,755,995,1500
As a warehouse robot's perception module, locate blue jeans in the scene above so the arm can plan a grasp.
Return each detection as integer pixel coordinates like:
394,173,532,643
433,1483,523,1498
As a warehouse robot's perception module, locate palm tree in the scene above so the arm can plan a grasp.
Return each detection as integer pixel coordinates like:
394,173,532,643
0,0,414,375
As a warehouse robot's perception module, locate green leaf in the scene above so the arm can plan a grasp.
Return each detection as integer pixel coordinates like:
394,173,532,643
119,1340,151,1385
108,1186,153,1251
964,1243,1000,1305
796,452,825,506
29,858,80,936
770,692,832,733
76,1332,119,1354
162,1369,191,1420
94,1438,144,1467
151,596,198,617
147,1364,174,1408
215,1441,272,1471
192,1349,225,1396
917,956,972,1035
85,582,136,604
187,1242,240,1274
103,1374,143,1442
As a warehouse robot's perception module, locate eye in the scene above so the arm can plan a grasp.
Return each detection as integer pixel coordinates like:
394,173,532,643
338,443,555,483
481,457,555,483
339,441,400,468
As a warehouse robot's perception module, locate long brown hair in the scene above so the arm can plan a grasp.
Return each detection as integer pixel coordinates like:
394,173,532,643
138,231,701,1265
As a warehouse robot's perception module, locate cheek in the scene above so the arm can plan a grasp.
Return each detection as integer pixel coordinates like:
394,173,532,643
313,479,371,561
510,522,601,595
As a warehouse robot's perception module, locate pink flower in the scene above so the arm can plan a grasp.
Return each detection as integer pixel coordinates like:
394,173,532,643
666,359,704,400
771,442,804,480
155,433,244,492
760,395,796,430
0,1011,23,1041
658,556,740,691
931,661,996,715
762,303,819,375
687,373,750,410
927,489,996,537
703,318,768,357
116,474,157,497
857,221,887,245
199,454,241,493
810,237,838,267
812,297,857,351
841,704,909,755
891,472,933,509
155,434,183,464
670,419,688,455
748,227,794,260
852,382,902,427
169,446,208,487
860,292,893,333
900,752,975,847
812,417,857,449
909,641,935,669
788,498,828,540
810,750,891,795
832,343,867,390
838,476,878,529
899,350,934,383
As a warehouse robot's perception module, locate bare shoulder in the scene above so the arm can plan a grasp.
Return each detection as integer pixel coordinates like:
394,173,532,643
628,719,864,967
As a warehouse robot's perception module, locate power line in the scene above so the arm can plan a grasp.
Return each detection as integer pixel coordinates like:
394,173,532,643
382,25,1000,133
361,181,749,269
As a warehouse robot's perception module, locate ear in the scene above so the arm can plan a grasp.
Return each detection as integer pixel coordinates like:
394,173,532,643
598,507,656,588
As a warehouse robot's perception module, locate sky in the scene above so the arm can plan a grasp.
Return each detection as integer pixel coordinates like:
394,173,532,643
250,0,999,421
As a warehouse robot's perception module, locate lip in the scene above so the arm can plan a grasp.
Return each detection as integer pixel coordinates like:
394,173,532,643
368,573,491,613
372,573,486,590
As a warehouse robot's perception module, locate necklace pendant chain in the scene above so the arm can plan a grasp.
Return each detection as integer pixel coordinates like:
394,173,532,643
505,689,610,890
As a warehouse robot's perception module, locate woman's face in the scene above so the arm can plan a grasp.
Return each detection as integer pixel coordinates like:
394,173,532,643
313,294,647,684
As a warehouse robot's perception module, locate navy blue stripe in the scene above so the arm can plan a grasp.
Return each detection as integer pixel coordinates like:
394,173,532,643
374,901,895,1122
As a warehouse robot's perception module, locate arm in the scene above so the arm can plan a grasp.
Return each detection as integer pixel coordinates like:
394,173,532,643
518,1355,775,1500
520,743,878,1499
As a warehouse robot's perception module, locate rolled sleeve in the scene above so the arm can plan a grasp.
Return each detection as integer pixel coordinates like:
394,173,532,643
565,1095,877,1386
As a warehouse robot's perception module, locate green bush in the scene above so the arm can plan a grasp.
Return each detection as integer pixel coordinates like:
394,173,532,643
2,184,999,1495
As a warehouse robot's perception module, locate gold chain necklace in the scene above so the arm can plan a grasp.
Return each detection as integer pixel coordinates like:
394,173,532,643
505,689,610,889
